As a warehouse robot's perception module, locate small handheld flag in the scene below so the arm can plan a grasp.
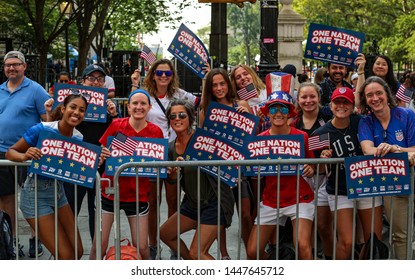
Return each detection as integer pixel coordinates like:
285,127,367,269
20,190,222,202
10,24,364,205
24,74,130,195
308,133,330,151
396,84,414,104
237,83,257,101
140,45,156,65
110,132,137,156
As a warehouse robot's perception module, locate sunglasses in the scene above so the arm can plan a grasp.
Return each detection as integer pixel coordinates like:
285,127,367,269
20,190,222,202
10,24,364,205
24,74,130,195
59,80,69,83
155,70,173,77
69,89,91,102
85,76,105,83
269,106,289,115
168,112,188,120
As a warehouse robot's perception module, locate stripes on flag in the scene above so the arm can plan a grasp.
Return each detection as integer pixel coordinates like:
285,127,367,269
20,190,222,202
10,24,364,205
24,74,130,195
237,83,257,101
140,45,156,65
396,84,414,104
308,133,330,151
110,132,137,156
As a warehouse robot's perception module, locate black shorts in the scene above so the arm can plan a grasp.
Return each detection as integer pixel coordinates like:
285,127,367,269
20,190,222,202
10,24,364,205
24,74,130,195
101,196,149,217
0,152,27,196
180,196,226,226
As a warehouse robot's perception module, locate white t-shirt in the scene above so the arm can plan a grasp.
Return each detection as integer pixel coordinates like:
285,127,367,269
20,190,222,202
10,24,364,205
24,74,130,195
247,89,267,115
104,76,115,91
146,88,197,141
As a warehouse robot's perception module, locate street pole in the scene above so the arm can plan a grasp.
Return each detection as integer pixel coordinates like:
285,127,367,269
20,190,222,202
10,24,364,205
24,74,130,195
209,3,228,70
257,0,280,81
65,19,70,74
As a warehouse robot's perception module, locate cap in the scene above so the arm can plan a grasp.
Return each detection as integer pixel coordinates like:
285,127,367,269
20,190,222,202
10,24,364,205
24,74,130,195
281,64,297,77
82,64,106,78
4,51,25,63
260,91,297,117
351,73,358,81
331,87,355,104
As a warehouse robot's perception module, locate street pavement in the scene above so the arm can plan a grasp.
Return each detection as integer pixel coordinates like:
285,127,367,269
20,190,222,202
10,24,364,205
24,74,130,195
15,189,246,260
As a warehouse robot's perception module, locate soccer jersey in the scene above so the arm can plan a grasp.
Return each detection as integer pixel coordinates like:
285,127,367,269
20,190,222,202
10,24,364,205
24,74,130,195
358,107,415,148
146,89,198,141
99,117,163,203
23,121,83,146
312,114,362,195
259,127,314,208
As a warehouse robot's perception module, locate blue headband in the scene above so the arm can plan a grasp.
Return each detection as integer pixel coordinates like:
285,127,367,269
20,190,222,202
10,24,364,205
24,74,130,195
128,89,152,104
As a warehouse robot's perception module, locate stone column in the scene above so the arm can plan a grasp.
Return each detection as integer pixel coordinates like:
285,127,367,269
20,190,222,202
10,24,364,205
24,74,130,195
278,0,306,82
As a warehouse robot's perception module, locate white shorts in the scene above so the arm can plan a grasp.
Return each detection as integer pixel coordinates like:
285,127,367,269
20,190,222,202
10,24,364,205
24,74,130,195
255,201,315,226
316,177,329,207
328,194,382,211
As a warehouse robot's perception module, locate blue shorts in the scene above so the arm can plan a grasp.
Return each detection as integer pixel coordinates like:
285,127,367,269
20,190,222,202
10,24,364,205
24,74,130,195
20,176,68,219
180,196,226,226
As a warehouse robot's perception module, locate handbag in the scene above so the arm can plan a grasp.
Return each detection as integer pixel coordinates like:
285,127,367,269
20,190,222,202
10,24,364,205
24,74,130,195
104,238,140,260
358,233,389,260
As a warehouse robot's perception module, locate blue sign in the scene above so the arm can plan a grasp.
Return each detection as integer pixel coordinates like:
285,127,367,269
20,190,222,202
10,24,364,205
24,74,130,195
304,23,365,66
105,137,168,178
168,23,210,79
345,153,412,199
184,128,247,188
244,135,305,176
202,101,259,147
29,131,101,189
54,83,108,123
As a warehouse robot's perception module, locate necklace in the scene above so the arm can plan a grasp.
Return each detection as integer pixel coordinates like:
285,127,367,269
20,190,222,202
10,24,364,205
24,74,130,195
334,126,349,136
331,119,350,136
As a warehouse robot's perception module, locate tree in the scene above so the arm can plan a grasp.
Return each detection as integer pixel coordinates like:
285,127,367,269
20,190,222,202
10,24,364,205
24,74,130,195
0,0,89,86
293,0,409,63
79,0,194,76
0,0,194,85
227,2,260,66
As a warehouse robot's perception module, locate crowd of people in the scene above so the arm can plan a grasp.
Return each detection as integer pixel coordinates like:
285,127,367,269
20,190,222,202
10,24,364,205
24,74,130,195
1,49,415,261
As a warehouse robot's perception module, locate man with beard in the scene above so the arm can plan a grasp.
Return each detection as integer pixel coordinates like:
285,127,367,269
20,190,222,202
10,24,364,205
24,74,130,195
319,63,353,116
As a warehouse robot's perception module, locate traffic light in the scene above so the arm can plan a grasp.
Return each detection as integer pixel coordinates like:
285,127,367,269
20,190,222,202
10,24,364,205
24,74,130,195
198,0,257,8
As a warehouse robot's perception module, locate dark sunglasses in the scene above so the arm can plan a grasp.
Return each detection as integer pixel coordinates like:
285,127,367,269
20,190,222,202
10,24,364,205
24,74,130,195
59,80,69,83
155,70,173,77
269,106,289,115
69,89,91,102
168,112,188,120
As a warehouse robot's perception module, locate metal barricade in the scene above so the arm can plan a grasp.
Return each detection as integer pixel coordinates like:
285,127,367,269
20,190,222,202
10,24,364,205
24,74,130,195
2,157,413,260
109,158,414,260
0,159,102,260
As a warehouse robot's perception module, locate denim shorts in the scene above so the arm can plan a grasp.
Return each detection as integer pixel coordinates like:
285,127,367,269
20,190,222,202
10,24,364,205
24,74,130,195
20,176,68,219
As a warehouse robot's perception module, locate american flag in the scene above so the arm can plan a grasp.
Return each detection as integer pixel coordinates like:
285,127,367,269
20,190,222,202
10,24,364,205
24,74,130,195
308,133,330,151
110,132,137,156
140,45,156,65
396,84,414,104
237,83,257,101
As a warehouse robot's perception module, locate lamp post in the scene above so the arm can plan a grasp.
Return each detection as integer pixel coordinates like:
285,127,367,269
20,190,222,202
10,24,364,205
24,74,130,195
59,1,73,74
257,0,279,81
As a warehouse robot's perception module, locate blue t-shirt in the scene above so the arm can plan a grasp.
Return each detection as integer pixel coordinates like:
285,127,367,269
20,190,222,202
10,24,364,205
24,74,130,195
0,77,50,152
358,107,415,148
24,121,83,147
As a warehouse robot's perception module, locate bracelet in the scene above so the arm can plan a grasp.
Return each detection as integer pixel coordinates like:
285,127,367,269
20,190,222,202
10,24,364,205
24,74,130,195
395,145,402,152
131,84,139,88
358,72,364,75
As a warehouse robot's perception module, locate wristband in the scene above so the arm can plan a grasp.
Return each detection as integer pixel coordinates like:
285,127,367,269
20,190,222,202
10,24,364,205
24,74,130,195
358,72,364,75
